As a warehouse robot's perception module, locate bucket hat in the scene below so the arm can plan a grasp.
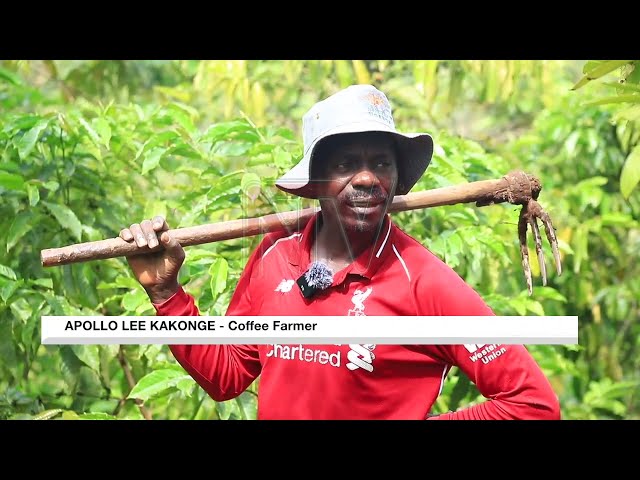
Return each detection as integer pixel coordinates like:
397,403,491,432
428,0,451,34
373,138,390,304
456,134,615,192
275,84,434,199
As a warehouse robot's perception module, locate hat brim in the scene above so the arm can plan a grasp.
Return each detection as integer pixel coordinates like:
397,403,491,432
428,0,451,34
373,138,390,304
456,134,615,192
275,121,433,199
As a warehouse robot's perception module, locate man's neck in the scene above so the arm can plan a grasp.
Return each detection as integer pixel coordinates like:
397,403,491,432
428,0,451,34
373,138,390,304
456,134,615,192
311,215,384,267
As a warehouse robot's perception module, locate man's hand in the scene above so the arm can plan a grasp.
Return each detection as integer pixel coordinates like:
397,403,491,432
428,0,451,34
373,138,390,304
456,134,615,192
119,216,185,304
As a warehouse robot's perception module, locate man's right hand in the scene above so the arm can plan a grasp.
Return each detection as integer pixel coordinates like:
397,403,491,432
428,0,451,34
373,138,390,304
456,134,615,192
119,216,185,304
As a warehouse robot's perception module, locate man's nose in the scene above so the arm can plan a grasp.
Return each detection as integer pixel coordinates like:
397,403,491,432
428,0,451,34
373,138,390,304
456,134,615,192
351,168,379,189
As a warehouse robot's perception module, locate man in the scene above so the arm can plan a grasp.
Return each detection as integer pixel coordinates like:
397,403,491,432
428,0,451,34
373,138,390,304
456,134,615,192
120,84,561,420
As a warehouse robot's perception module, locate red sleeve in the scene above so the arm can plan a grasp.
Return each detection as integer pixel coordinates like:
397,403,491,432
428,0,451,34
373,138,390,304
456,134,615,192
152,234,281,402
415,259,561,420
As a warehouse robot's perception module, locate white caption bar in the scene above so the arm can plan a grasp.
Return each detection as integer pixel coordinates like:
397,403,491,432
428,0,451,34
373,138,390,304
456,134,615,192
41,316,579,345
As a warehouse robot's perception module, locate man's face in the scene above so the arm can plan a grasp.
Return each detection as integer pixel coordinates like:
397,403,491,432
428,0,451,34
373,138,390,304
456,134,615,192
314,132,398,233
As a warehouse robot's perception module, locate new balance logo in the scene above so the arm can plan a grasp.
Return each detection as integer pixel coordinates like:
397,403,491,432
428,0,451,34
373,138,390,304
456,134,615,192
275,279,295,293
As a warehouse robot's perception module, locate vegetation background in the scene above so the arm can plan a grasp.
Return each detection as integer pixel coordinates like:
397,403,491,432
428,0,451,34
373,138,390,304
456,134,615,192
1,60,638,420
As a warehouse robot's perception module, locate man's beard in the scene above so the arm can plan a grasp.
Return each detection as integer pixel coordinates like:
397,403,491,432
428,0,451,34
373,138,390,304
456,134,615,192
350,218,378,233
343,215,385,233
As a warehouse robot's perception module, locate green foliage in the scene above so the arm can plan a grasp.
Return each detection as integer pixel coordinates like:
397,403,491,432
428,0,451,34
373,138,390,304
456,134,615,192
1,60,638,420
571,60,640,198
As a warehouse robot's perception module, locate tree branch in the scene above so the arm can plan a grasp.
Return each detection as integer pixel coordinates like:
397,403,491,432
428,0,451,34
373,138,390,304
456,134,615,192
117,346,152,420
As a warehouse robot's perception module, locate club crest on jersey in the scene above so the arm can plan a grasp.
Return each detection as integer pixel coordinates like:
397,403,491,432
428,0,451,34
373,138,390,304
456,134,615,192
348,287,372,316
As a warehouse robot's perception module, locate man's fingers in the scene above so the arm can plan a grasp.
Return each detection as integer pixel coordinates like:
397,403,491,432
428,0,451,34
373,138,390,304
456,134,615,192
120,228,134,242
152,215,169,231
121,217,168,249
141,220,159,248
160,231,185,260
129,223,147,248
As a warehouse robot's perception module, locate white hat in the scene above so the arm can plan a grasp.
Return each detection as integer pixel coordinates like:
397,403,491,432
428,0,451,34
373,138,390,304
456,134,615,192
275,84,434,199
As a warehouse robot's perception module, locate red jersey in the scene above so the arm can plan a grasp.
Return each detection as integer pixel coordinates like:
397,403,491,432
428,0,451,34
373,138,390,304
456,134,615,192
155,213,560,420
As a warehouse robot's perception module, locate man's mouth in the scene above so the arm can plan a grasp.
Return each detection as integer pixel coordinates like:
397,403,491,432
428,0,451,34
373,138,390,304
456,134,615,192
345,197,386,216
347,198,385,207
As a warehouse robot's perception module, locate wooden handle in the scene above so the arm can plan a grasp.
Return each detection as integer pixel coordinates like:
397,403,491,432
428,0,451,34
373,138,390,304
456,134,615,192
41,171,539,267
41,207,319,267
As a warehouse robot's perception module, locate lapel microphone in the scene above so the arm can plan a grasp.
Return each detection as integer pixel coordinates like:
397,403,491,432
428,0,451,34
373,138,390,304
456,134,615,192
297,261,334,299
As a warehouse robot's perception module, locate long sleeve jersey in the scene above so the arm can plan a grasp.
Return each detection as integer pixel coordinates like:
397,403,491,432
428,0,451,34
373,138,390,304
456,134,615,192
154,213,560,420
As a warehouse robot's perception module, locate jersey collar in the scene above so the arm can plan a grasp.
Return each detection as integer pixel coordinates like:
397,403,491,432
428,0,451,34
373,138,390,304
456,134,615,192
291,211,396,285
